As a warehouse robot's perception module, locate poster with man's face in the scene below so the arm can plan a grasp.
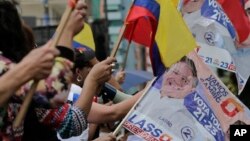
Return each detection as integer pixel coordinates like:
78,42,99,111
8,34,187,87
122,51,250,141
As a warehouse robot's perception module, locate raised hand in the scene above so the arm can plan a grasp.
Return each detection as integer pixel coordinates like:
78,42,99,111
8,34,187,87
66,0,88,36
20,41,59,81
115,69,126,84
85,57,116,86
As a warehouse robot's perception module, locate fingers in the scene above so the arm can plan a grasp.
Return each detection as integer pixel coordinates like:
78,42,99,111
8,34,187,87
100,57,116,72
48,48,60,57
105,57,117,65
87,57,116,85
29,45,60,80
75,0,88,10
107,133,116,141
103,57,117,73
75,0,87,19
37,48,59,70
95,133,116,141
67,0,87,35
40,44,60,57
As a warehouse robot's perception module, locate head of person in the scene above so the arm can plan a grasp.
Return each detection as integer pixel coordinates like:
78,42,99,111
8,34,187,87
245,0,250,20
73,47,96,86
160,57,198,99
0,0,31,63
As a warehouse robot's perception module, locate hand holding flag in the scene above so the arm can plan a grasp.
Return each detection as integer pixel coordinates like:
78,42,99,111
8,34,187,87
13,0,82,128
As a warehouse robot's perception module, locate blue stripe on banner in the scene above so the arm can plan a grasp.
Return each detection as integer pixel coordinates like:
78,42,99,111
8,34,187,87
72,41,92,51
201,0,236,39
134,0,160,20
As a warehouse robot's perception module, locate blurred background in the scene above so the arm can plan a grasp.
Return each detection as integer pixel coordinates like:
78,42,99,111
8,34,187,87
18,0,248,105
18,0,150,70
18,0,153,94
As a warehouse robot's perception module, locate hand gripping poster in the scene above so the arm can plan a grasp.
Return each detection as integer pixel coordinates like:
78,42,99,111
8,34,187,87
122,51,250,141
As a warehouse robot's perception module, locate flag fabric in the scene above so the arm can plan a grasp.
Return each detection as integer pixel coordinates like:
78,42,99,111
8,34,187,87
183,0,250,93
73,23,96,51
122,51,250,141
123,0,160,47
154,0,196,69
124,0,196,76
171,0,184,11
218,0,250,45
171,0,179,7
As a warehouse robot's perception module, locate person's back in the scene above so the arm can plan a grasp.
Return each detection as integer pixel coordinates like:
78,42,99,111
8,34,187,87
22,105,59,141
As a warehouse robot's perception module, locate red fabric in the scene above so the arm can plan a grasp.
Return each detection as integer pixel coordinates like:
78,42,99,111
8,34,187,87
42,104,70,128
123,6,158,47
68,0,77,8
218,0,250,43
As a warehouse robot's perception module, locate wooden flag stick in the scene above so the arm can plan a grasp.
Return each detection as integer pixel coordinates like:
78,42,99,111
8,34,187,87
13,2,77,128
110,24,127,57
121,19,136,70
112,77,156,136
121,41,131,71
110,0,136,58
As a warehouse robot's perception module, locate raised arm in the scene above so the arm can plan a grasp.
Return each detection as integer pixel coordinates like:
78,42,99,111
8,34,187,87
36,57,116,139
87,91,142,123
75,57,116,115
32,0,88,108
0,45,59,107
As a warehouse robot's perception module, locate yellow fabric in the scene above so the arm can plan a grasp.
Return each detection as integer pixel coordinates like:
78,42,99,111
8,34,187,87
171,0,179,8
155,0,196,67
73,23,96,50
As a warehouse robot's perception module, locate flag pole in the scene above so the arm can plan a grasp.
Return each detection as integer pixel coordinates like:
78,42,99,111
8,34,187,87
121,22,136,70
112,77,156,136
110,25,127,57
121,41,131,71
109,0,135,57
13,0,79,128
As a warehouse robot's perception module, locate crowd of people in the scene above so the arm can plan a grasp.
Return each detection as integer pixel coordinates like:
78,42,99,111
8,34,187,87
0,0,126,140
1,0,250,141
0,0,146,140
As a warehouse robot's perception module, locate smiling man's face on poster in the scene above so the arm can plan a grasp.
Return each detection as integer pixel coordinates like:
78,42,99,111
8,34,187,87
160,61,196,99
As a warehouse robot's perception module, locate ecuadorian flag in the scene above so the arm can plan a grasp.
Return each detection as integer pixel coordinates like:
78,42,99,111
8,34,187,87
73,23,96,51
124,0,196,76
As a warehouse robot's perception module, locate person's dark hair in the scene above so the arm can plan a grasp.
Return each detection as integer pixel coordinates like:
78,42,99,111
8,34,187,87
0,1,30,62
73,47,95,72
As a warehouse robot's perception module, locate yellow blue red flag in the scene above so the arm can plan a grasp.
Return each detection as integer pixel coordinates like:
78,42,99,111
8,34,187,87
73,23,96,51
153,0,196,69
124,0,196,76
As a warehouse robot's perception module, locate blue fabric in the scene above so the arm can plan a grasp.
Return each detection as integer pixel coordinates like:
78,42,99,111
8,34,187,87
134,0,160,20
